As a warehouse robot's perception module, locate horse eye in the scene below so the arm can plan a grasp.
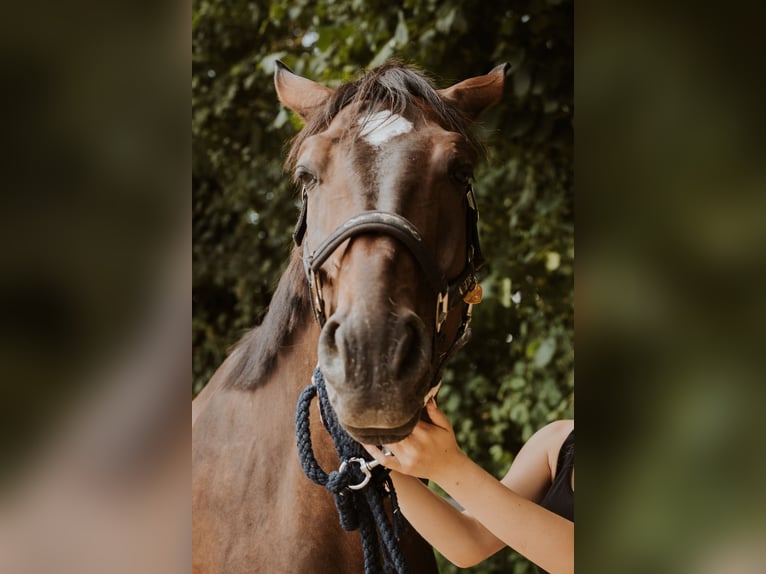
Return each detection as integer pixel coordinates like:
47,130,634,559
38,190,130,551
451,164,474,186
295,167,318,188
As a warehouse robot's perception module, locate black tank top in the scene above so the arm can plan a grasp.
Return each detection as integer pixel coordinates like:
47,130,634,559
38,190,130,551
536,429,574,574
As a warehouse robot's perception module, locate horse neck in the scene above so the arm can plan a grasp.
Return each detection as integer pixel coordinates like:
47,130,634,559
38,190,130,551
270,317,322,395
192,316,321,427
276,318,344,471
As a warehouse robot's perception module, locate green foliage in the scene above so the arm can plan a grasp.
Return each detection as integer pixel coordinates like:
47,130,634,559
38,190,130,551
193,1,572,572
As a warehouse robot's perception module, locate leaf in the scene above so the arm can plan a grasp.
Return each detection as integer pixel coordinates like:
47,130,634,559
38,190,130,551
545,251,561,271
435,6,456,33
272,108,289,129
509,376,526,390
534,337,557,368
510,403,528,424
259,52,288,74
394,11,409,46
513,65,532,98
369,39,395,68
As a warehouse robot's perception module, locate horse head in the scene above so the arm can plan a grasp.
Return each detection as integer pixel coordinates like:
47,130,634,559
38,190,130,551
276,62,506,444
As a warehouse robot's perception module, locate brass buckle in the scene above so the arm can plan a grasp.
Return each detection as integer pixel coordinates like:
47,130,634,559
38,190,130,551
435,291,449,333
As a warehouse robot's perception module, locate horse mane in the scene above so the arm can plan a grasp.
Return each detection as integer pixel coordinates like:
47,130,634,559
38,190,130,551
225,248,311,389
226,62,481,390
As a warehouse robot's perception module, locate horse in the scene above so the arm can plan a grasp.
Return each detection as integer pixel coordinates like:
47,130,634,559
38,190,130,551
192,60,507,574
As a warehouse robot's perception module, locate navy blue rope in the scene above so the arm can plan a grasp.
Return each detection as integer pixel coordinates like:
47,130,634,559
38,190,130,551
296,367,409,574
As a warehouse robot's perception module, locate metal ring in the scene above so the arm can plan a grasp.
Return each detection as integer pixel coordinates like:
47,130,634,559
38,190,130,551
338,457,381,491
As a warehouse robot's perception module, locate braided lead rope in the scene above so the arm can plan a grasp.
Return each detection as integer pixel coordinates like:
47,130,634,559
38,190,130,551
295,367,409,574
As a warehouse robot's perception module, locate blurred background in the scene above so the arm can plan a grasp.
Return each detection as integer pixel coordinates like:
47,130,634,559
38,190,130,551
577,1,766,572
0,1,188,573
192,1,573,573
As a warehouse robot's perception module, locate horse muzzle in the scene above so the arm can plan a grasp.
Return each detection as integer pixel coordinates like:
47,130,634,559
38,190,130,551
317,308,433,442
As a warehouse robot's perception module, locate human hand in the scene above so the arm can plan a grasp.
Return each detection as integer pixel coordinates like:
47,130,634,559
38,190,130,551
362,400,466,481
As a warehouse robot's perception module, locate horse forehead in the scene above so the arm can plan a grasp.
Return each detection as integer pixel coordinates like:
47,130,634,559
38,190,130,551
357,110,414,146
309,107,466,184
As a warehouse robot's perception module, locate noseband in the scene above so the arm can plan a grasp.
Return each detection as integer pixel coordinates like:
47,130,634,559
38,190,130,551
292,185,485,380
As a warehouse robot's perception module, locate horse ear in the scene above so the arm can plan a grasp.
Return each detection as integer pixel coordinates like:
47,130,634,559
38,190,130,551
274,60,334,121
438,63,509,121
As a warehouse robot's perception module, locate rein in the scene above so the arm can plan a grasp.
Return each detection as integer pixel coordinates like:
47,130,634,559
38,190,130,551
296,367,409,574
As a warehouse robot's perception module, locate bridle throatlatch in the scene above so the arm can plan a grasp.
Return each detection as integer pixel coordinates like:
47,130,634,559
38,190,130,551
296,368,409,574
293,185,486,573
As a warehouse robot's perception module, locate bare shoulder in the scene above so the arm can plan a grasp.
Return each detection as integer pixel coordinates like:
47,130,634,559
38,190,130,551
525,419,573,446
500,419,573,500
538,419,574,440
514,419,573,460
526,420,573,479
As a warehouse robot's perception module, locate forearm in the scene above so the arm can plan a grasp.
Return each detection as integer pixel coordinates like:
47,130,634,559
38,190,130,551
433,453,574,574
391,472,503,567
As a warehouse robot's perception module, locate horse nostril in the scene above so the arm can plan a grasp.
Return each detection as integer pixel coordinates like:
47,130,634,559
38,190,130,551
323,319,340,355
391,313,429,382
318,318,344,380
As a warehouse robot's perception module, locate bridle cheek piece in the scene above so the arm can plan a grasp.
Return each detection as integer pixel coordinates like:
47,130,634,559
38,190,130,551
292,185,485,383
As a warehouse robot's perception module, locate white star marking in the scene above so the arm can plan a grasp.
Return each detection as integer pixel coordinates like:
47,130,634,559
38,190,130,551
358,111,413,146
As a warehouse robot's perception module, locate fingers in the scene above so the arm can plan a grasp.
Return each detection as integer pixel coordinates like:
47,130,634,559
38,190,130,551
361,443,401,472
361,443,394,462
361,443,382,461
424,399,451,429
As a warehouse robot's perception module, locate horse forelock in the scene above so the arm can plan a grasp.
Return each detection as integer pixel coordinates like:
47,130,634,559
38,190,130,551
285,62,482,171
225,248,312,390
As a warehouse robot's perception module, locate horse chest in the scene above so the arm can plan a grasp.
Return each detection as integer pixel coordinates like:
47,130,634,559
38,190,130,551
193,384,365,573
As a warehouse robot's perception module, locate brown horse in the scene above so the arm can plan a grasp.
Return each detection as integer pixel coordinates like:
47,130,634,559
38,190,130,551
192,61,506,573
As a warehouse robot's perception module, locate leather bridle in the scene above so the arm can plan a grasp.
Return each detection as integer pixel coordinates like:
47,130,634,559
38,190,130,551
292,184,485,386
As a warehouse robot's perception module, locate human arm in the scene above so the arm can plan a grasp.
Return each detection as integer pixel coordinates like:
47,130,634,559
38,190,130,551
383,472,506,567
363,402,574,573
